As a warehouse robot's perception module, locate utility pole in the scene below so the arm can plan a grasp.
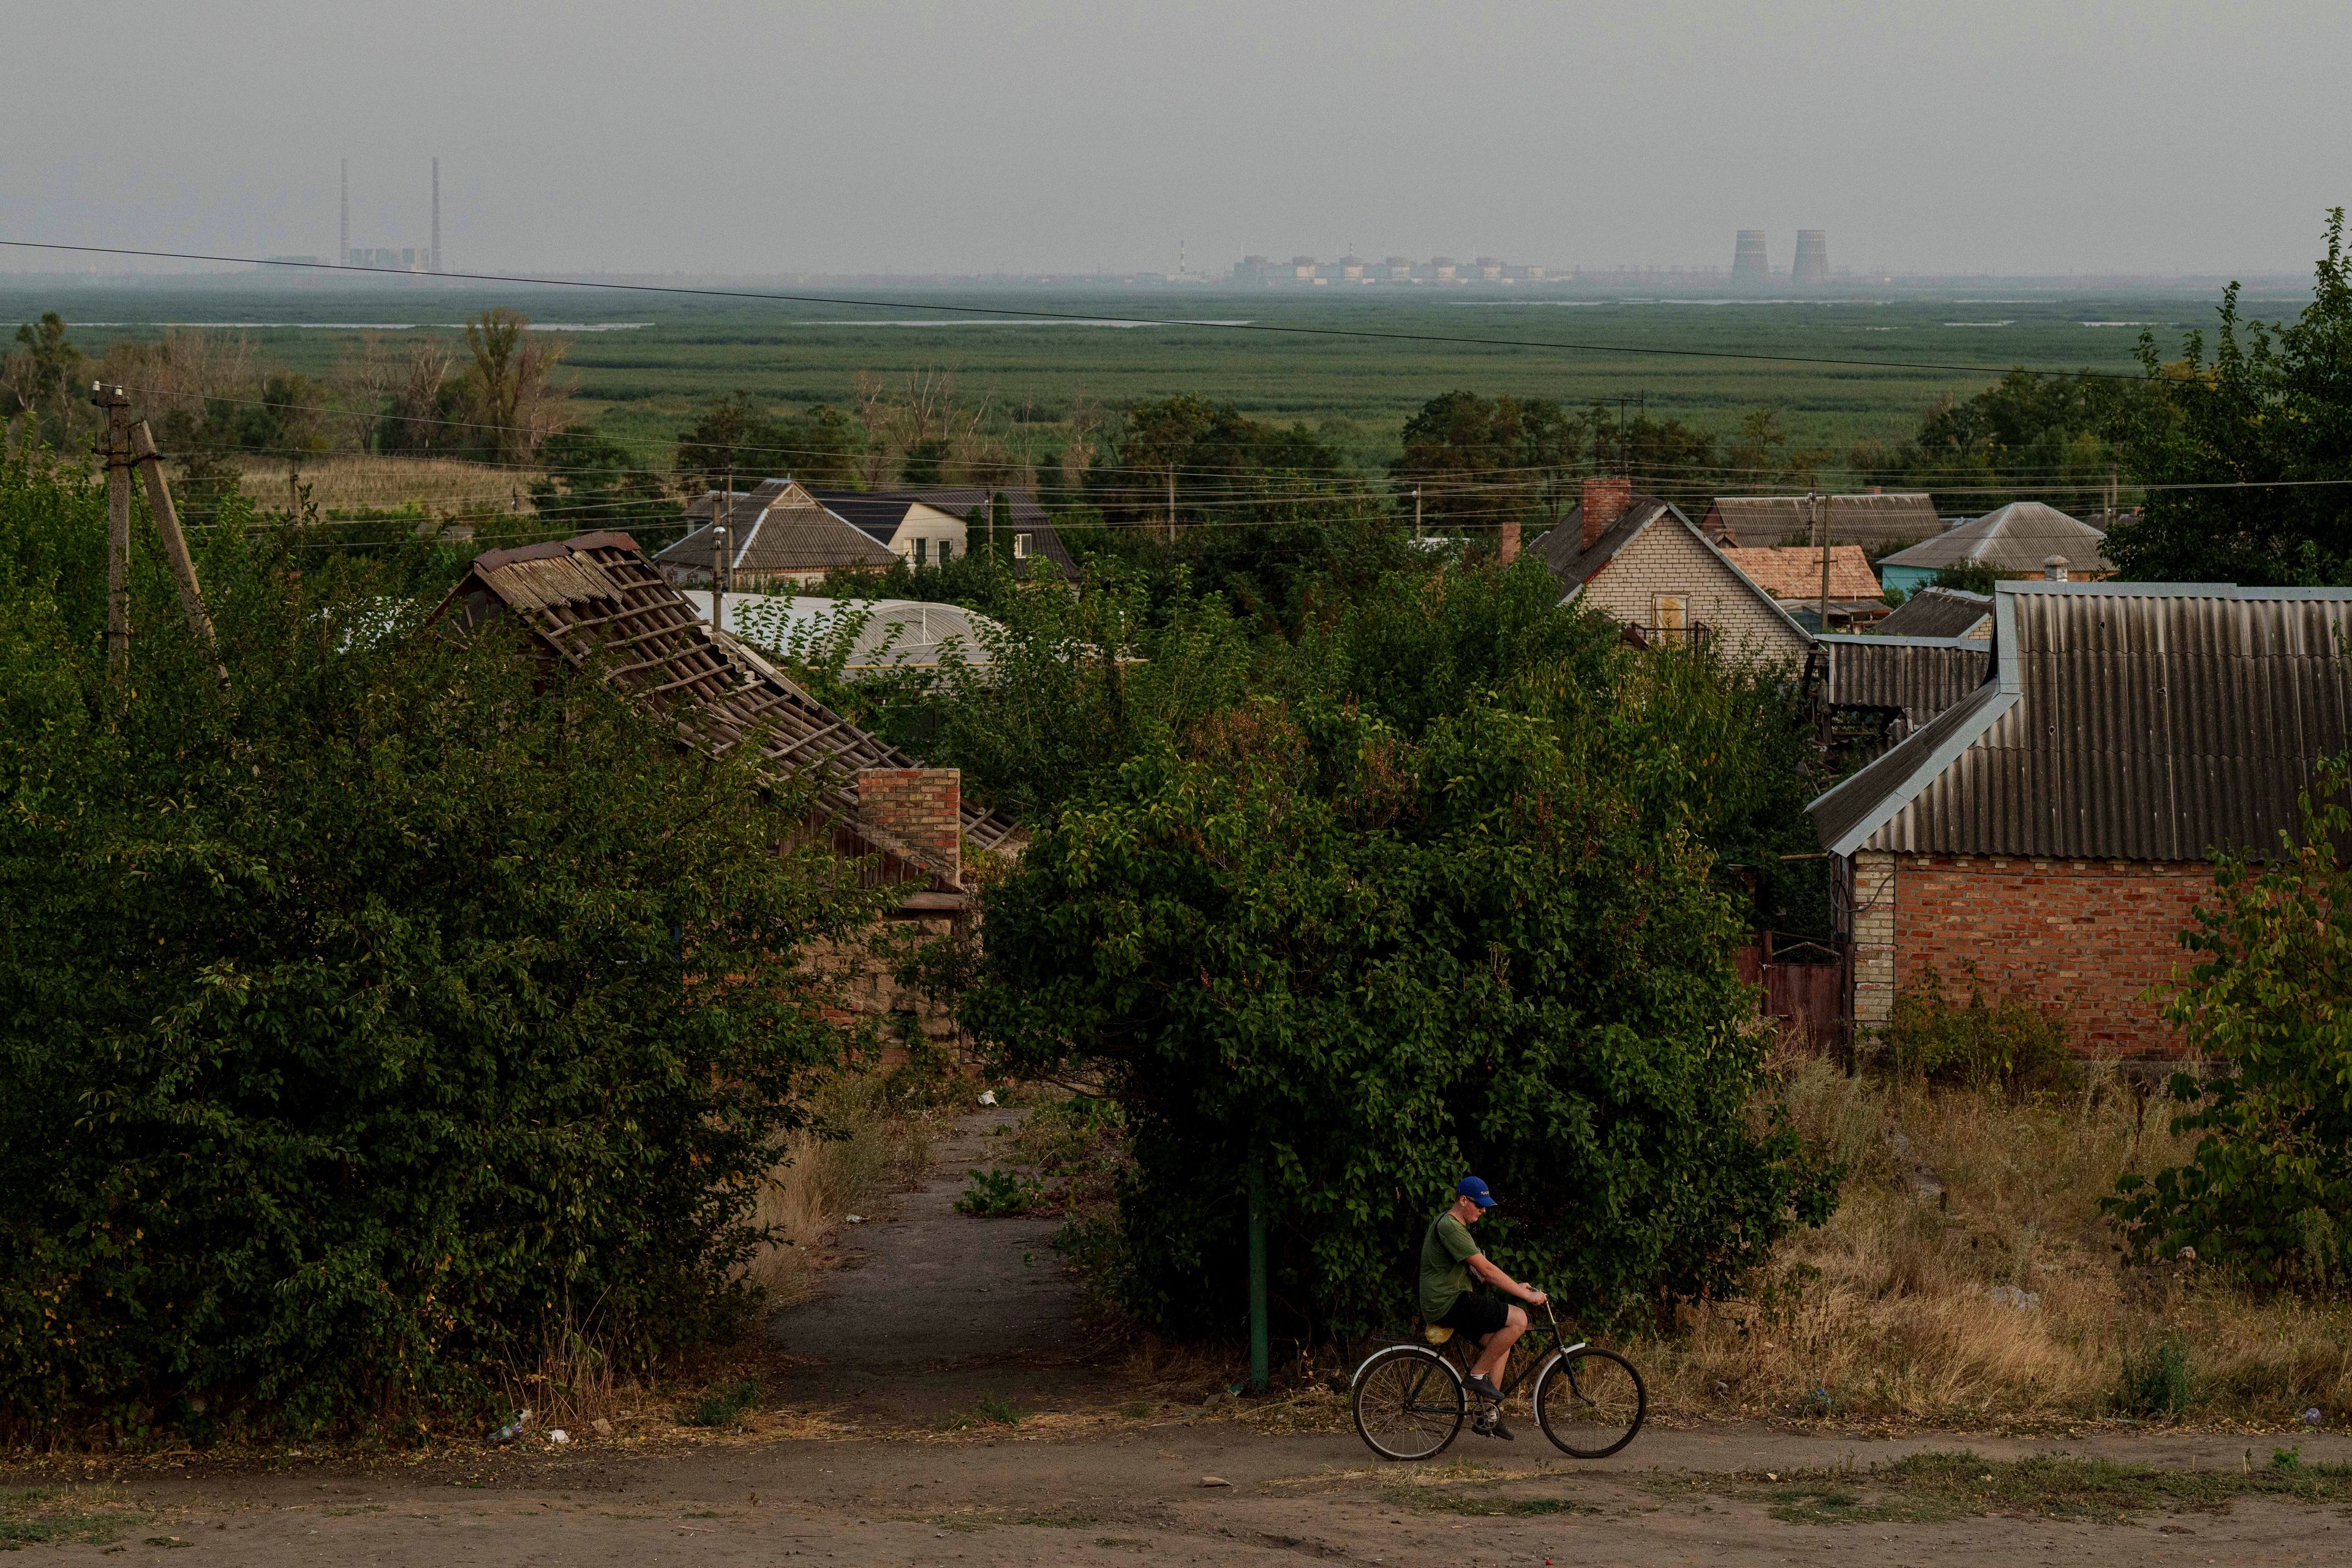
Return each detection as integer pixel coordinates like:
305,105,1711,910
1413,486,1422,543
130,419,225,683
93,383,132,682
2106,462,2118,530
1166,466,1177,546
710,467,733,639
1813,489,1831,636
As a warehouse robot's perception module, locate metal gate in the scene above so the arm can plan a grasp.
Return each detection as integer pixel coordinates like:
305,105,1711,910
1735,933,1847,1054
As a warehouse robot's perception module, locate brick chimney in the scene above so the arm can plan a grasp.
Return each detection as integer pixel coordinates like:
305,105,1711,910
858,767,962,886
1498,519,1521,565
1581,477,1634,550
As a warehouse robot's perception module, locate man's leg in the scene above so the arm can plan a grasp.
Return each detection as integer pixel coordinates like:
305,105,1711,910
1470,1305,1528,1389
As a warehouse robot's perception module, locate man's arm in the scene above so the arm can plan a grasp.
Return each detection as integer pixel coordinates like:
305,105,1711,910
1468,1251,1547,1305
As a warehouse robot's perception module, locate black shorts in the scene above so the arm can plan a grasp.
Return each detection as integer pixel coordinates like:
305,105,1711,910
1437,1292,1510,1338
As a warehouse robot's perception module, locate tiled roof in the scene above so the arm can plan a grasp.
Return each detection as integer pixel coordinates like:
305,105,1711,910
1719,545,1882,601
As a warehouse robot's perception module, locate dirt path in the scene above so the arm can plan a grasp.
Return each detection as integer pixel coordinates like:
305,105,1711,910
18,1423,2352,1564
765,1106,1087,1423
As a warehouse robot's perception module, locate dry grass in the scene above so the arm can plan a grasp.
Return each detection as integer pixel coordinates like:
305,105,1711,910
1630,1061,2352,1428
740,1072,940,1309
224,453,529,516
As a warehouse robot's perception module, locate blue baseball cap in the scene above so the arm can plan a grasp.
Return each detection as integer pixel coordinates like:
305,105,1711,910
1455,1176,1496,1208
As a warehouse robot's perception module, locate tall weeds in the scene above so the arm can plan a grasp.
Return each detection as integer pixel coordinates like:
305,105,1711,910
741,1071,941,1308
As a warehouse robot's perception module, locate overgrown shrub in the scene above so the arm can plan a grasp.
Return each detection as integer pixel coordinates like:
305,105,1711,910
0,451,884,1438
2107,766,2352,1287
965,588,1839,1341
1879,967,2081,1096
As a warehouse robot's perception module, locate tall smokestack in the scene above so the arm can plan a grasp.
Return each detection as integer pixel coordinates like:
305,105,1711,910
430,157,440,273
339,159,349,266
1792,230,1829,287
1730,229,1768,288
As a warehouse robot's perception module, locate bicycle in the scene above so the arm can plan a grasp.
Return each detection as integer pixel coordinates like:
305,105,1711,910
1349,1292,1645,1462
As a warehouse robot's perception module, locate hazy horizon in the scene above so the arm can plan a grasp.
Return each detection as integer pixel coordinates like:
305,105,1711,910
4,1,2345,281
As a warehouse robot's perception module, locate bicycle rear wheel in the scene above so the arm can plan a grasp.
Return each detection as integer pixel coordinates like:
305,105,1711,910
1351,1346,1464,1461
1533,1347,1645,1458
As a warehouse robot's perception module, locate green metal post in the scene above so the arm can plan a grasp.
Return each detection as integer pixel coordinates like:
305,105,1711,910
1247,1153,1269,1392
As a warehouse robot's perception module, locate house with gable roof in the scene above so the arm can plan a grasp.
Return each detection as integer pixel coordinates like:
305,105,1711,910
1529,478,1812,665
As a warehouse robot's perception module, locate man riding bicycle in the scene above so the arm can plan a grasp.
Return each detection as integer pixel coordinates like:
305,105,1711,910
1420,1176,1547,1441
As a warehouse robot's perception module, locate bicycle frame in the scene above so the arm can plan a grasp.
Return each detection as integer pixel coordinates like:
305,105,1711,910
1439,1297,1584,1398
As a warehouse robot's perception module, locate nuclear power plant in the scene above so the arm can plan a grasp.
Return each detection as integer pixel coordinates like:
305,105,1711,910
1792,230,1830,286
336,159,442,273
1730,230,1770,287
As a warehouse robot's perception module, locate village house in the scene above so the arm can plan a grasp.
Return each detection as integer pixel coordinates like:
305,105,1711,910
1699,491,1940,551
1876,502,2113,595
1808,580,2352,1060
1529,477,1812,665
655,482,1077,589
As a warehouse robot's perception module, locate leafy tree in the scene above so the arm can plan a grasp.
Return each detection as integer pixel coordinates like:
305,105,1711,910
2104,210,2352,584
4,313,82,449
962,564,1837,1338
0,451,884,1435
1392,391,1585,532
461,308,569,462
1090,396,1351,535
675,394,863,489
2106,764,2352,1287
529,428,679,545
1849,369,2144,514
1724,407,1832,492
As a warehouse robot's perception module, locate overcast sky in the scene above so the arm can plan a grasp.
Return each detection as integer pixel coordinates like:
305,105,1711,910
4,0,2343,279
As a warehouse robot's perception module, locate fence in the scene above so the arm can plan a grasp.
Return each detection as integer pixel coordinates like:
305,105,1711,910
1734,932,1847,1055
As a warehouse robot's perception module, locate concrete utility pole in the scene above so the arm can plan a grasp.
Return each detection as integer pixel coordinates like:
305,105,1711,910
1166,467,1177,546
92,383,132,682
1813,490,1831,635
130,419,225,683
1413,486,1422,543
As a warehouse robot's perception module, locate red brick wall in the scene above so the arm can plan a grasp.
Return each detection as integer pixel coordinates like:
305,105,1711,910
856,767,962,886
1893,855,2214,1059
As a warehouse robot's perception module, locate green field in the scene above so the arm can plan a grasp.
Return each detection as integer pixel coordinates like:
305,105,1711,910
3,274,2274,475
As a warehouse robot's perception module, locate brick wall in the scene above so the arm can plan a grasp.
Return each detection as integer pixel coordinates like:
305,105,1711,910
1888,854,2214,1059
1581,522,1812,666
1851,850,1896,1030
857,767,962,887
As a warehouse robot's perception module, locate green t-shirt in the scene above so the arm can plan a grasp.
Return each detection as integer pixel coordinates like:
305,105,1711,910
1419,1210,1483,1321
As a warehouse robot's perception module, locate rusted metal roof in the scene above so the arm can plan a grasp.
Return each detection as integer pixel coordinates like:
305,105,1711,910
1809,581,2352,860
1875,587,1992,639
1819,633,1992,729
432,532,1024,889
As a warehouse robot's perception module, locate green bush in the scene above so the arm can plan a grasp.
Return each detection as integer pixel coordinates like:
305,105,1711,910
2116,1335,2192,1419
965,577,1838,1339
956,1168,1046,1217
674,1377,764,1430
0,451,884,1438
2106,766,2352,1286
1879,967,2081,1095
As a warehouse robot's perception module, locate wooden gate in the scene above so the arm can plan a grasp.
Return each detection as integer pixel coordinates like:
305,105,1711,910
1735,933,1847,1054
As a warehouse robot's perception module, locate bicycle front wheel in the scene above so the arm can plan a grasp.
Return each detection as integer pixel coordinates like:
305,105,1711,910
1351,1346,1464,1461
1533,1346,1646,1458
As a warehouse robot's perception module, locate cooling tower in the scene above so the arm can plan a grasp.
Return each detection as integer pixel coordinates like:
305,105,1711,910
1730,230,1770,288
1792,230,1829,287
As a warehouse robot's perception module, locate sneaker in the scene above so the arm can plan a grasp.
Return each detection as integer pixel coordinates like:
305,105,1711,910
1488,1412,1516,1442
1463,1373,1502,1404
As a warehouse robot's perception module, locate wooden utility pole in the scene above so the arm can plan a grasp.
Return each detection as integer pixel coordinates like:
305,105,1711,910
1165,467,1177,546
92,383,132,682
1813,490,1831,635
130,419,226,682
2106,463,2118,530
1413,486,1423,543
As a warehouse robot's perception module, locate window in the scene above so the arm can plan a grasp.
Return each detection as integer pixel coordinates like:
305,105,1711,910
1651,594,1688,647
1013,532,1031,560
937,538,953,564
913,537,928,566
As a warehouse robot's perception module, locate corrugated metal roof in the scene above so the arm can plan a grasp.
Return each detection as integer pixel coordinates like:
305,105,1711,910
1820,634,1992,727
1876,587,1992,639
1808,581,2352,860
431,532,1025,888
1878,502,2114,575
1702,492,1939,548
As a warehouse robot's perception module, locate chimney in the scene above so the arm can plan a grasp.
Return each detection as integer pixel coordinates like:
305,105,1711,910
2043,554,2070,582
1866,484,1882,495
1498,519,1521,565
858,767,962,886
1581,477,1634,550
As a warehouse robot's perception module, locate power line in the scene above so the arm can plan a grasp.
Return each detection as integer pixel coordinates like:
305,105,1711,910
0,238,2161,383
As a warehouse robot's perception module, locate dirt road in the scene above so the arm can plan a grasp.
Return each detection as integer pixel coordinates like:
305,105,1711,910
17,1422,2352,1565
